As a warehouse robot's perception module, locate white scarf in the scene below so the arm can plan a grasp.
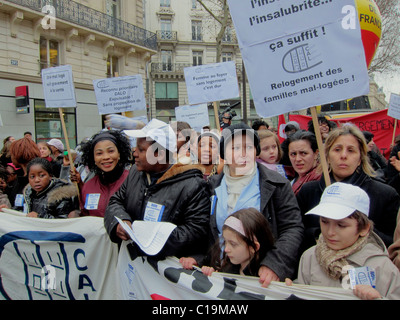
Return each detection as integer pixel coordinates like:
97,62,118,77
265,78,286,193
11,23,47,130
223,164,257,214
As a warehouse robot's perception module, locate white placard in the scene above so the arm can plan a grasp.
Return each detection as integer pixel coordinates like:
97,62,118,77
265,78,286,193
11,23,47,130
228,0,370,118
388,93,400,120
184,61,240,105
41,65,77,108
93,75,146,115
175,104,209,132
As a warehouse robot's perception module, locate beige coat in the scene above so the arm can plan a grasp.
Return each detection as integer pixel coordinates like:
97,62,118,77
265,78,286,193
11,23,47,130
297,232,400,300
388,209,400,270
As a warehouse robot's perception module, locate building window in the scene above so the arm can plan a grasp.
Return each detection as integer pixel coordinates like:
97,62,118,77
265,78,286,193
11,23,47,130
161,50,173,71
191,21,202,41
34,100,77,149
106,55,119,77
191,0,197,9
39,36,60,71
155,82,178,123
222,26,233,42
106,0,121,18
160,19,172,39
192,51,203,66
222,52,233,62
160,0,170,7
155,82,178,99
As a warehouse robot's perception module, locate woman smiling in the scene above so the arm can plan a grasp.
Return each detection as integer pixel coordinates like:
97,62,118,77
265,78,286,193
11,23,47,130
70,130,132,217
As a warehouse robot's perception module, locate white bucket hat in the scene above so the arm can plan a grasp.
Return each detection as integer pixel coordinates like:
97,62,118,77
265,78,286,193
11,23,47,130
124,119,177,153
305,182,370,219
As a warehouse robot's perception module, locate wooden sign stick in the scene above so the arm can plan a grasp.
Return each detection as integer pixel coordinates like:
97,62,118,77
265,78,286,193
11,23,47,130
310,106,331,187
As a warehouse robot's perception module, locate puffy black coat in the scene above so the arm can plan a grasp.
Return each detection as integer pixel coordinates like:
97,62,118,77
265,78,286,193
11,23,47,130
297,170,400,250
104,163,211,259
23,178,79,219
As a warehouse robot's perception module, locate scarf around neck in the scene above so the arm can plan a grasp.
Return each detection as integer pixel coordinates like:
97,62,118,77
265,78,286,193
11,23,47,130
223,164,257,213
315,232,370,280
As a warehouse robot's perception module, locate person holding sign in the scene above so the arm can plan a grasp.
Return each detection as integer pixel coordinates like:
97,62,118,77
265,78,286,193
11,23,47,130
297,125,400,251
104,119,210,260
288,182,400,300
181,123,303,287
70,130,132,217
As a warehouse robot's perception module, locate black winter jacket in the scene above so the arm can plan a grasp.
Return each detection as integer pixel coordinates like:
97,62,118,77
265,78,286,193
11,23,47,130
23,179,79,219
297,170,400,250
104,163,211,259
207,163,304,281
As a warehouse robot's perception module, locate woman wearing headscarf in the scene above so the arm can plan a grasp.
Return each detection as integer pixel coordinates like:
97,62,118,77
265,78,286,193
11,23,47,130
70,130,132,217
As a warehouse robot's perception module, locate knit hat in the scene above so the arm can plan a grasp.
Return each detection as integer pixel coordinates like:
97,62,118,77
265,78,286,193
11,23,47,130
219,123,260,160
305,182,370,219
47,139,64,153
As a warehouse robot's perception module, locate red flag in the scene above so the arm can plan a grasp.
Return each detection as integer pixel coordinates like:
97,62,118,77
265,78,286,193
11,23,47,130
277,114,287,143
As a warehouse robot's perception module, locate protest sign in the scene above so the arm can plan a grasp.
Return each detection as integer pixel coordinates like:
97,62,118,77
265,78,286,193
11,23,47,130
41,65,78,187
227,0,370,118
41,65,77,109
175,104,209,132
184,61,239,106
388,93,400,120
93,75,146,115
388,93,400,144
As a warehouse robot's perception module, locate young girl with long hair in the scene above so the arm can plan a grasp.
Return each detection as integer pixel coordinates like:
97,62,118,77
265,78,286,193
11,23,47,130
201,208,275,277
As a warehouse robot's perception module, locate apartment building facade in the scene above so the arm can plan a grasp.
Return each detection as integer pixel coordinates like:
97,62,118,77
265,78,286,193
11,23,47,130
143,0,262,128
0,0,156,147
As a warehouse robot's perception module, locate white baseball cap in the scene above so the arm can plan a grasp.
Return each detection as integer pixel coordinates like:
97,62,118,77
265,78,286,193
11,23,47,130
124,119,177,153
305,182,370,219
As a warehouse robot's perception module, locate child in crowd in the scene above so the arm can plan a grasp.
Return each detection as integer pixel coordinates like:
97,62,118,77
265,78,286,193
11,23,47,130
0,166,11,208
287,182,400,300
23,157,80,219
200,208,275,277
256,130,287,178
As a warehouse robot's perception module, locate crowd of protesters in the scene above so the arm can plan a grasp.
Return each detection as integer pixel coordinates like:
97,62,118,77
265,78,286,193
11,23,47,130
2,114,400,300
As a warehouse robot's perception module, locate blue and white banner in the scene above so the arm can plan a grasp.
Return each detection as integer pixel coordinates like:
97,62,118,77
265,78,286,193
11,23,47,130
0,211,358,300
0,212,119,300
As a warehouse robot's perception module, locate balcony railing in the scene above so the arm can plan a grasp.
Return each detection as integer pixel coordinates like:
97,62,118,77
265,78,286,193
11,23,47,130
156,30,177,42
151,62,192,74
4,0,157,51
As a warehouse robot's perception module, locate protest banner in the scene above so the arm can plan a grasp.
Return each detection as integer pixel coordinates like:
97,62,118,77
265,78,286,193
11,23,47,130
184,61,240,130
0,211,119,300
0,211,363,301
93,75,146,115
175,104,209,132
116,242,358,301
289,109,400,158
41,65,78,191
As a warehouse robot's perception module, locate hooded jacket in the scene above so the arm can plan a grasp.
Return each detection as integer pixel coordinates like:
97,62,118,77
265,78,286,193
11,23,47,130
297,232,400,300
104,163,211,259
207,163,304,281
23,178,79,219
